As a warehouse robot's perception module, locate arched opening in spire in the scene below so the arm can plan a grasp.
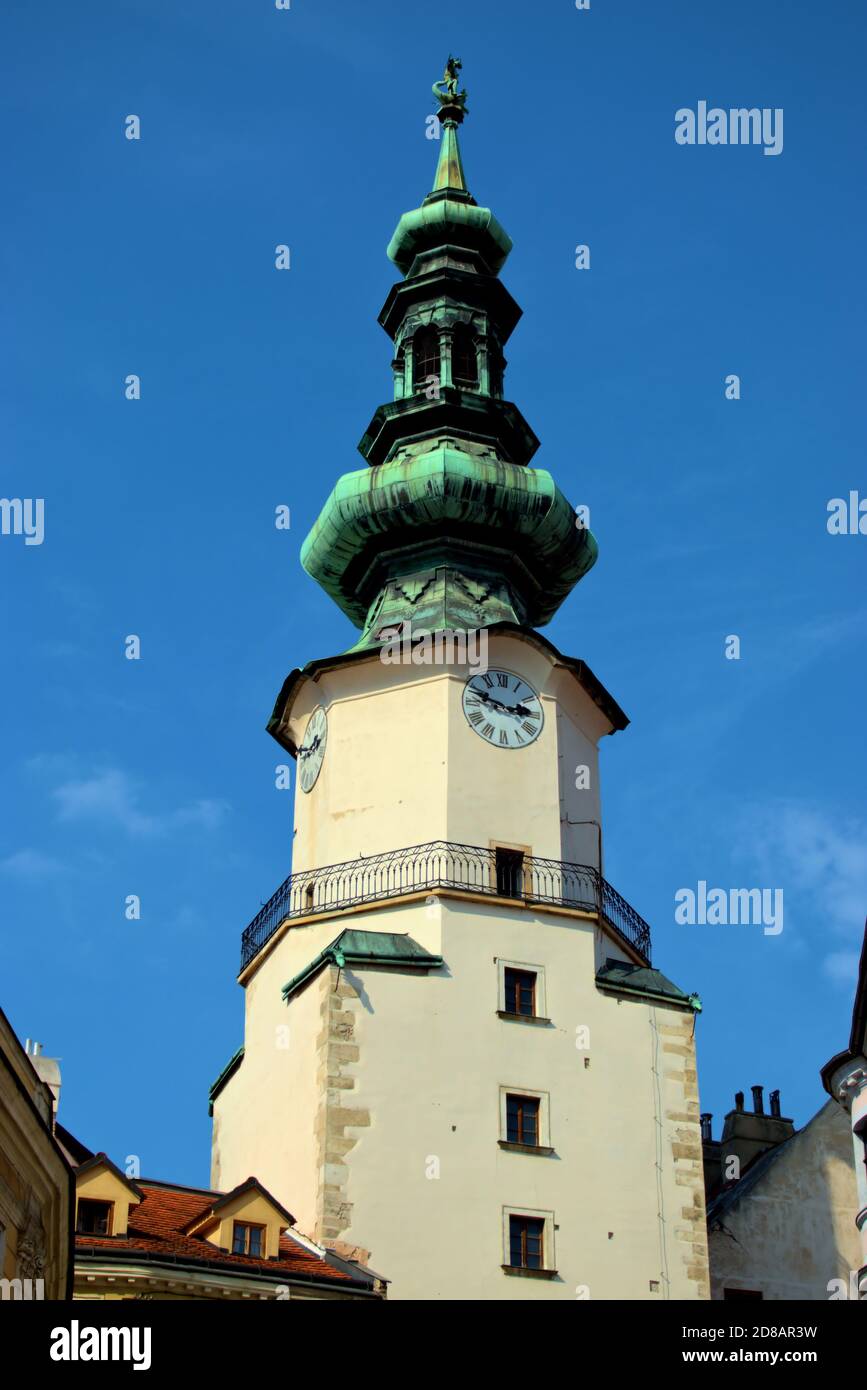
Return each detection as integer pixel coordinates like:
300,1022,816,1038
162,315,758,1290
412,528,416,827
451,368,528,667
412,327,440,392
452,325,478,389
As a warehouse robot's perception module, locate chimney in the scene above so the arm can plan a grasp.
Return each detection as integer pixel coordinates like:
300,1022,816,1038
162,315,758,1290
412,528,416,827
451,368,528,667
700,1113,713,1141
28,1044,62,1115
719,1083,795,1187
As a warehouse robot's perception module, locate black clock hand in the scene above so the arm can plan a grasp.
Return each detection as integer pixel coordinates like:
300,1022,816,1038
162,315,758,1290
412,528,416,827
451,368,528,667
471,689,537,720
471,689,510,713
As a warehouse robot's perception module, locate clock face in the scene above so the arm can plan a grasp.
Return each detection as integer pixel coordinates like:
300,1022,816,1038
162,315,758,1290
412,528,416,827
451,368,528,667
462,670,544,748
298,706,327,792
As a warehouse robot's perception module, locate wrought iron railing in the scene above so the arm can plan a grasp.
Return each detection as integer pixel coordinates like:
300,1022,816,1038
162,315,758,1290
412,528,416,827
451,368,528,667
239,840,652,970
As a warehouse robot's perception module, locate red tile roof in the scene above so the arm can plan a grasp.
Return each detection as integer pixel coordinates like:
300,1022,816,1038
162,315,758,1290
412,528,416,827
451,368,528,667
75,1176,361,1289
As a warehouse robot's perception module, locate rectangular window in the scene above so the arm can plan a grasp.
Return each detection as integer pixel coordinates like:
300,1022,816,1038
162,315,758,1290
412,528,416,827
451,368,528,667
504,967,536,1017
232,1221,265,1258
506,1094,540,1147
498,959,547,1021
509,1214,544,1270
495,848,524,898
76,1199,113,1236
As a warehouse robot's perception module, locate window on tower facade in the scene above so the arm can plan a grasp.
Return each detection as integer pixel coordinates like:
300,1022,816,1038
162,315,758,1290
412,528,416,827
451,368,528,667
503,966,536,1017
502,1207,556,1276
506,1094,540,1147
497,959,548,1022
451,324,478,387
232,1221,265,1258
509,1215,544,1270
495,847,524,898
499,1086,551,1152
412,327,440,392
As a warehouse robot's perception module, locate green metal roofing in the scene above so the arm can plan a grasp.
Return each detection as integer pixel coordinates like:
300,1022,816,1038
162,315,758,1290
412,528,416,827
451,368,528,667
388,197,512,278
300,447,597,638
207,1045,245,1116
295,65,601,647
596,959,701,1011
432,118,468,195
387,95,511,277
282,929,444,1003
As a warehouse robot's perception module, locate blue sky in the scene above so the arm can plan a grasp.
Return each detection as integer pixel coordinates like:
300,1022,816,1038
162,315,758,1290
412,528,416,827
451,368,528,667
2,0,865,1187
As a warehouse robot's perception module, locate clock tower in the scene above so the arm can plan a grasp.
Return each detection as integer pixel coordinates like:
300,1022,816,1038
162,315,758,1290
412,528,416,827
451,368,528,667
210,61,710,1301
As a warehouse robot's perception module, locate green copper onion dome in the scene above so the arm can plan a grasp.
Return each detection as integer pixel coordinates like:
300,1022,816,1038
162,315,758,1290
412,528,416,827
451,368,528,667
387,85,512,279
301,58,598,651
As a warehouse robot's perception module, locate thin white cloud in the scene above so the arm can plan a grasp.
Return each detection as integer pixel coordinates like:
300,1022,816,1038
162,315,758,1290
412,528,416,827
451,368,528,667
50,768,229,839
0,848,67,878
738,801,867,984
655,609,867,752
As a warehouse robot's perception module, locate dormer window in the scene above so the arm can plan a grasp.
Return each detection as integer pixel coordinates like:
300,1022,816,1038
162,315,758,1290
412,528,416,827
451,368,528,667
232,1221,265,1257
452,324,478,388
412,327,440,392
77,1199,113,1235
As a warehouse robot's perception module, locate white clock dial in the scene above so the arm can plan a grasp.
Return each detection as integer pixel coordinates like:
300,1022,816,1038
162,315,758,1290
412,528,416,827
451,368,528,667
462,670,543,748
298,705,327,792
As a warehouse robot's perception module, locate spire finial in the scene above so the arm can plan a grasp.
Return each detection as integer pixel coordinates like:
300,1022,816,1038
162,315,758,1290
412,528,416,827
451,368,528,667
432,56,469,125
430,57,470,196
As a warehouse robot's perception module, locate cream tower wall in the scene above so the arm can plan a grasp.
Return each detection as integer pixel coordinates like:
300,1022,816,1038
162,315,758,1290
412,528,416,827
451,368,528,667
211,893,707,1299
335,897,706,1300
211,631,708,1298
285,633,606,874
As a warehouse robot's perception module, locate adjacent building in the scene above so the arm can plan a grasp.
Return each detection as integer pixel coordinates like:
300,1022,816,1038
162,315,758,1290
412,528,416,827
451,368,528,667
704,1085,859,1300
0,1012,72,1299
210,62,709,1301
822,920,867,1299
67,1136,384,1301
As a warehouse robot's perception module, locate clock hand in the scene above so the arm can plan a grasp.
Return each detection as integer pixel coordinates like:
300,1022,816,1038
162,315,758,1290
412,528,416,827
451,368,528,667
475,691,534,720
472,689,511,713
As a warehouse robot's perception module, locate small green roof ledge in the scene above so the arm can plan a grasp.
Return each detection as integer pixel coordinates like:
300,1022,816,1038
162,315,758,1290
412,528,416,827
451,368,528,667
387,57,512,278
282,929,444,1003
596,959,702,1012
